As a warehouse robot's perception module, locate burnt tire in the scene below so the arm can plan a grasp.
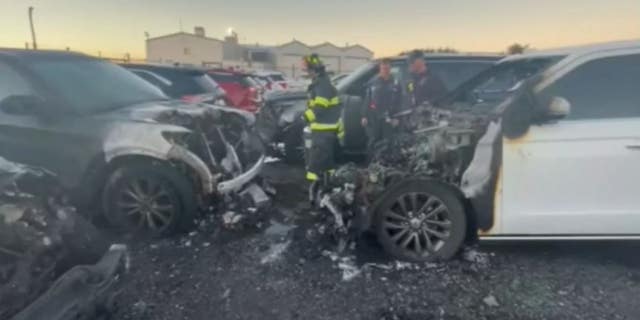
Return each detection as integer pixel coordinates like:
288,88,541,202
374,179,466,262
102,162,197,236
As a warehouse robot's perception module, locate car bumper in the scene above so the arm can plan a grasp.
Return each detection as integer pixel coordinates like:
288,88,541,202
217,154,266,194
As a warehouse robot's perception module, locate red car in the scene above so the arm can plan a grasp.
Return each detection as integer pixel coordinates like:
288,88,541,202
208,69,262,112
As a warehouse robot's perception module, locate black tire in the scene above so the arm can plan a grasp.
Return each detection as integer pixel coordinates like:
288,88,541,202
341,95,367,153
282,123,305,165
102,161,197,236
374,179,466,262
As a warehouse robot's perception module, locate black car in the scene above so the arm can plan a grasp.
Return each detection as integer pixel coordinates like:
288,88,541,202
0,49,265,235
121,64,228,105
257,54,503,163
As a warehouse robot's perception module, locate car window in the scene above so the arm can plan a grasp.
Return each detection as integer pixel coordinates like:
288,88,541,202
0,62,34,103
541,54,640,120
151,69,221,97
337,62,376,94
131,70,171,90
209,73,239,84
428,61,494,91
442,56,564,108
28,59,166,113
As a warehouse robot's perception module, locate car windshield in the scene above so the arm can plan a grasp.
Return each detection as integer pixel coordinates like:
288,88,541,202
29,59,167,113
442,55,565,108
336,61,376,92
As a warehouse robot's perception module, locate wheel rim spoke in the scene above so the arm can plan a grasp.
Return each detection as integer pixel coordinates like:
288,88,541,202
409,193,418,212
425,219,451,228
421,230,434,252
150,209,171,225
425,204,447,219
390,228,409,243
417,197,437,215
383,221,406,230
146,212,158,229
130,180,147,199
425,228,449,240
396,196,409,215
400,232,415,249
386,210,409,222
413,232,422,254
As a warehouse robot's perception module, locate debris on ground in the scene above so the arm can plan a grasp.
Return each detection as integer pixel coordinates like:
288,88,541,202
222,211,246,228
260,240,292,264
0,157,124,319
483,294,500,307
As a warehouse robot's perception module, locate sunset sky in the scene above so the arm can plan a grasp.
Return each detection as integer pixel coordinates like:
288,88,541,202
1,0,638,59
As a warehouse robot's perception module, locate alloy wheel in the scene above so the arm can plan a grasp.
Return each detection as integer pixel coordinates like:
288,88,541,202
115,177,176,232
380,192,452,258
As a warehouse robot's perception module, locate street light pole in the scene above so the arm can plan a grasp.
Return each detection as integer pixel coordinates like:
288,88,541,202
28,6,37,50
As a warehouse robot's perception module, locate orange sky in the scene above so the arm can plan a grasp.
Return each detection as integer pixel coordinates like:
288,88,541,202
1,0,638,59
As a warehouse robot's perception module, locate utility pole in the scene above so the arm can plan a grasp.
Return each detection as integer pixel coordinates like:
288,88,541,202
28,6,37,50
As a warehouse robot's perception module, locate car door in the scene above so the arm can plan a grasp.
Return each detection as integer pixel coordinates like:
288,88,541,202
502,53,640,235
0,61,97,188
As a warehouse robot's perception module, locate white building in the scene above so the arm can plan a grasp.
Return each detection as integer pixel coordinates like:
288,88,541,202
146,27,224,67
146,28,374,77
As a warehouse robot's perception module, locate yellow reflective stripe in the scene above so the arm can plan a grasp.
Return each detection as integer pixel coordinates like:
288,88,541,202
306,172,319,181
303,109,316,122
310,123,339,131
309,96,340,108
337,119,345,139
408,82,414,92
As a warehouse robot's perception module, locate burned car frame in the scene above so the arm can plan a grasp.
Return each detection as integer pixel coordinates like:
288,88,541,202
257,54,502,163
323,40,640,262
0,156,128,320
0,49,266,235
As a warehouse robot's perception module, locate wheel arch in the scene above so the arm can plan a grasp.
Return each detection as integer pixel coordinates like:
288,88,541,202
77,153,204,214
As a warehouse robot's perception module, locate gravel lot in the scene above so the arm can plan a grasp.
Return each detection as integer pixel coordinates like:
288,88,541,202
113,162,640,320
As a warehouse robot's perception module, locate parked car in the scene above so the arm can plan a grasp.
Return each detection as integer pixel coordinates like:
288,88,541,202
208,69,262,113
328,39,640,262
121,64,228,105
253,70,288,91
0,49,266,236
331,73,349,85
257,53,503,163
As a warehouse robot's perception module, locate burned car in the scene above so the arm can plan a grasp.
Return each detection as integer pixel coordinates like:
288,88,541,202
257,54,502,163
0,156,127,320
321,40,640,262
0,49,265,235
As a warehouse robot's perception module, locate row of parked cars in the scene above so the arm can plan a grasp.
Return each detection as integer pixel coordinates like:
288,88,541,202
120,64,296,114
2,38,640,263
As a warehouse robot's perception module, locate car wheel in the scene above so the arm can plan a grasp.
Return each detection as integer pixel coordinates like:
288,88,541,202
102,162,197,236
283,123,305,165
374,179,466,262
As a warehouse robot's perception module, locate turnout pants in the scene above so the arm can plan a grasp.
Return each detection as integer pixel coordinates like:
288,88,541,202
306,130,338,181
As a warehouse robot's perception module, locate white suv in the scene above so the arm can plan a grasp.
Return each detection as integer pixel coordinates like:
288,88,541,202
371,40,640,261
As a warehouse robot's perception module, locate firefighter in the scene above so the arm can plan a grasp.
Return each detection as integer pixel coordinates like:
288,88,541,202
361,58,401,152
301,54,343,196
405,50,448,109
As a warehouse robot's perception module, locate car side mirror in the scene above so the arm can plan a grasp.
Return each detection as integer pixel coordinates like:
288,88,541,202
546,96,571,119
0,94,47,116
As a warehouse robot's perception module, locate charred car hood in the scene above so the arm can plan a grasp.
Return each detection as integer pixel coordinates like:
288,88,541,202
102,101,255,126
